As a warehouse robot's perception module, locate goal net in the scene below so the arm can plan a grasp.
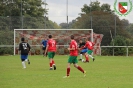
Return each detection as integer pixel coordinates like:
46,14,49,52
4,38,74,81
14,29,103,55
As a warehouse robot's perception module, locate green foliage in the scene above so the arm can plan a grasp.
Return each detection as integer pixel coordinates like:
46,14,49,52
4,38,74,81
73,0,131,46
0,0,60,30
0,30,14,55
111,36,126,56
101,35,133,56
126,23,133,36
81,0,113,14
110,36,133,55
0,0,46,17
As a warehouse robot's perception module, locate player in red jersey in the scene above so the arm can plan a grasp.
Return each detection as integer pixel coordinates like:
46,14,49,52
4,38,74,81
63,35,86,78
82,38,95,62
45,35,56,70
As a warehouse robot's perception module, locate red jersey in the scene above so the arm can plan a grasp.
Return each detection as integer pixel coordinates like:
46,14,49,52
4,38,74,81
85,41,95,50
69,40,78,56
47,39,56,52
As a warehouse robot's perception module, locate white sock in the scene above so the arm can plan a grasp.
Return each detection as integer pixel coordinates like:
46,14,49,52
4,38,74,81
25,59,28,62
22,61,26,68
89,55,94,59
80,54,82,59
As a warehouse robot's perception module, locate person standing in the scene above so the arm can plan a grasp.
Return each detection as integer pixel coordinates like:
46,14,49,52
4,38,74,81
41,38,48,57
19,37,31,69
45,35,56,70
63,35,86,78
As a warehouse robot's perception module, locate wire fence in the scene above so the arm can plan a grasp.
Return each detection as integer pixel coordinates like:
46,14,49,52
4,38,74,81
0,45,133,56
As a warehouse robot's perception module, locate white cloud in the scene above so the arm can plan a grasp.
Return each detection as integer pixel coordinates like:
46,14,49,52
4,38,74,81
45,0,133,24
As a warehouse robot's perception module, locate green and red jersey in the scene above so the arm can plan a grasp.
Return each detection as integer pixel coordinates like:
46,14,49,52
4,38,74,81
84,41,95,50
69,40,78,56
47,39,56,52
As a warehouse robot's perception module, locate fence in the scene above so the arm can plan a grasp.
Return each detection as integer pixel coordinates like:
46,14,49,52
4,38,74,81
0,45,133,56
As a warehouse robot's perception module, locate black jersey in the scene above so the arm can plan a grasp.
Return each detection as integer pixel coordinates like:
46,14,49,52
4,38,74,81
79,42,85,48
19,42,31,55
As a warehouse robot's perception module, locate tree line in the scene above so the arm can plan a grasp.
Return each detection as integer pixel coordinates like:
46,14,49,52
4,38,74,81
0,0,133,55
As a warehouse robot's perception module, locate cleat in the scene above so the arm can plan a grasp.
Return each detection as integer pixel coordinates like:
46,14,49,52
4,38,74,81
84,61,89,63
28,61,30,64
28,60,30,64
63,76,70,78
49,68,53,70
23,67,26,69
53,65,56,70
84,71,86,77
78,59,82,61
93,58,95,62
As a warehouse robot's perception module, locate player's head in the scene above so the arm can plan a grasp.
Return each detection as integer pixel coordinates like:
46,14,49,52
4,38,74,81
79,39,82,43
70,35,74,39
85,38,89,42
21,37,25,42
48,35,52,39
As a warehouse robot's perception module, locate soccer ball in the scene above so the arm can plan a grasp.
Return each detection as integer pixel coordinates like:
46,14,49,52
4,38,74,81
82,59,85,62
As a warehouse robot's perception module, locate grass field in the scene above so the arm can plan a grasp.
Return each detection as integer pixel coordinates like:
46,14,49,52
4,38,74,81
0,55,133,88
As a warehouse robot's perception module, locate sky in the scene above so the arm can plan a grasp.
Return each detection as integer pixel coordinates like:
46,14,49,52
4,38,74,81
43,0,133,24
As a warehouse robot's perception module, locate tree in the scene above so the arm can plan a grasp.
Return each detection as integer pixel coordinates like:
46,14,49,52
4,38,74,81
0,0,46,17
73,0,131,46
81,0,113,14
0,0,61,30
126,23,133,36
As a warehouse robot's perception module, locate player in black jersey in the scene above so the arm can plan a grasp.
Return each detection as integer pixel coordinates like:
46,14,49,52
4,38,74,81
19,37,31,69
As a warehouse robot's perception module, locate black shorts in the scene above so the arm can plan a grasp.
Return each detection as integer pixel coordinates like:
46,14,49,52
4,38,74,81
42,47,46,50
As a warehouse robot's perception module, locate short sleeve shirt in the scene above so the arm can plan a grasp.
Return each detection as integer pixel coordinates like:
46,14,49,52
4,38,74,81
69,40,78,56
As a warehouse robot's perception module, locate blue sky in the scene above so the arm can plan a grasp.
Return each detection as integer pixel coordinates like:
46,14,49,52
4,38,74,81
44,0,133,24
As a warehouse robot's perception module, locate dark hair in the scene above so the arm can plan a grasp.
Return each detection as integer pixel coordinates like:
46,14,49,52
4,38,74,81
85,38,90,41
71,35,74,39
21,37,25,41
48,35,52,38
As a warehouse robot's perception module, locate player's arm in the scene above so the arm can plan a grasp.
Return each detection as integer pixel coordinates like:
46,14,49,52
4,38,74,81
68,44,75,50
81,44,87,50
18,43,21,55
27,43,31,54
27,43,31,51
44,43,48,56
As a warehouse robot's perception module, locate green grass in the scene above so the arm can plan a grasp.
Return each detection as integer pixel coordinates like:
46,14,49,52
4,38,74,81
0,55,133,88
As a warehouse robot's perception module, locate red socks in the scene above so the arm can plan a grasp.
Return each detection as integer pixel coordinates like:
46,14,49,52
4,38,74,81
49,63,52,68
66,66,84,76
52,60,55,65
67,68,70,76
85,54,89,62
77,66,84,73
50,60,55,68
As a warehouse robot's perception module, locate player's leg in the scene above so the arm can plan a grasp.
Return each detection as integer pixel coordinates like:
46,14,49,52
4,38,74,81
63,56,72,78
51,52,56,70
79,52,82,61
88,50,95,61
48,52,53,70
42,47,46,57
44,47,48,57
81,49,89,62
73,57,86,77
25,55,30,64
84,53,89,62
21,55,26,69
